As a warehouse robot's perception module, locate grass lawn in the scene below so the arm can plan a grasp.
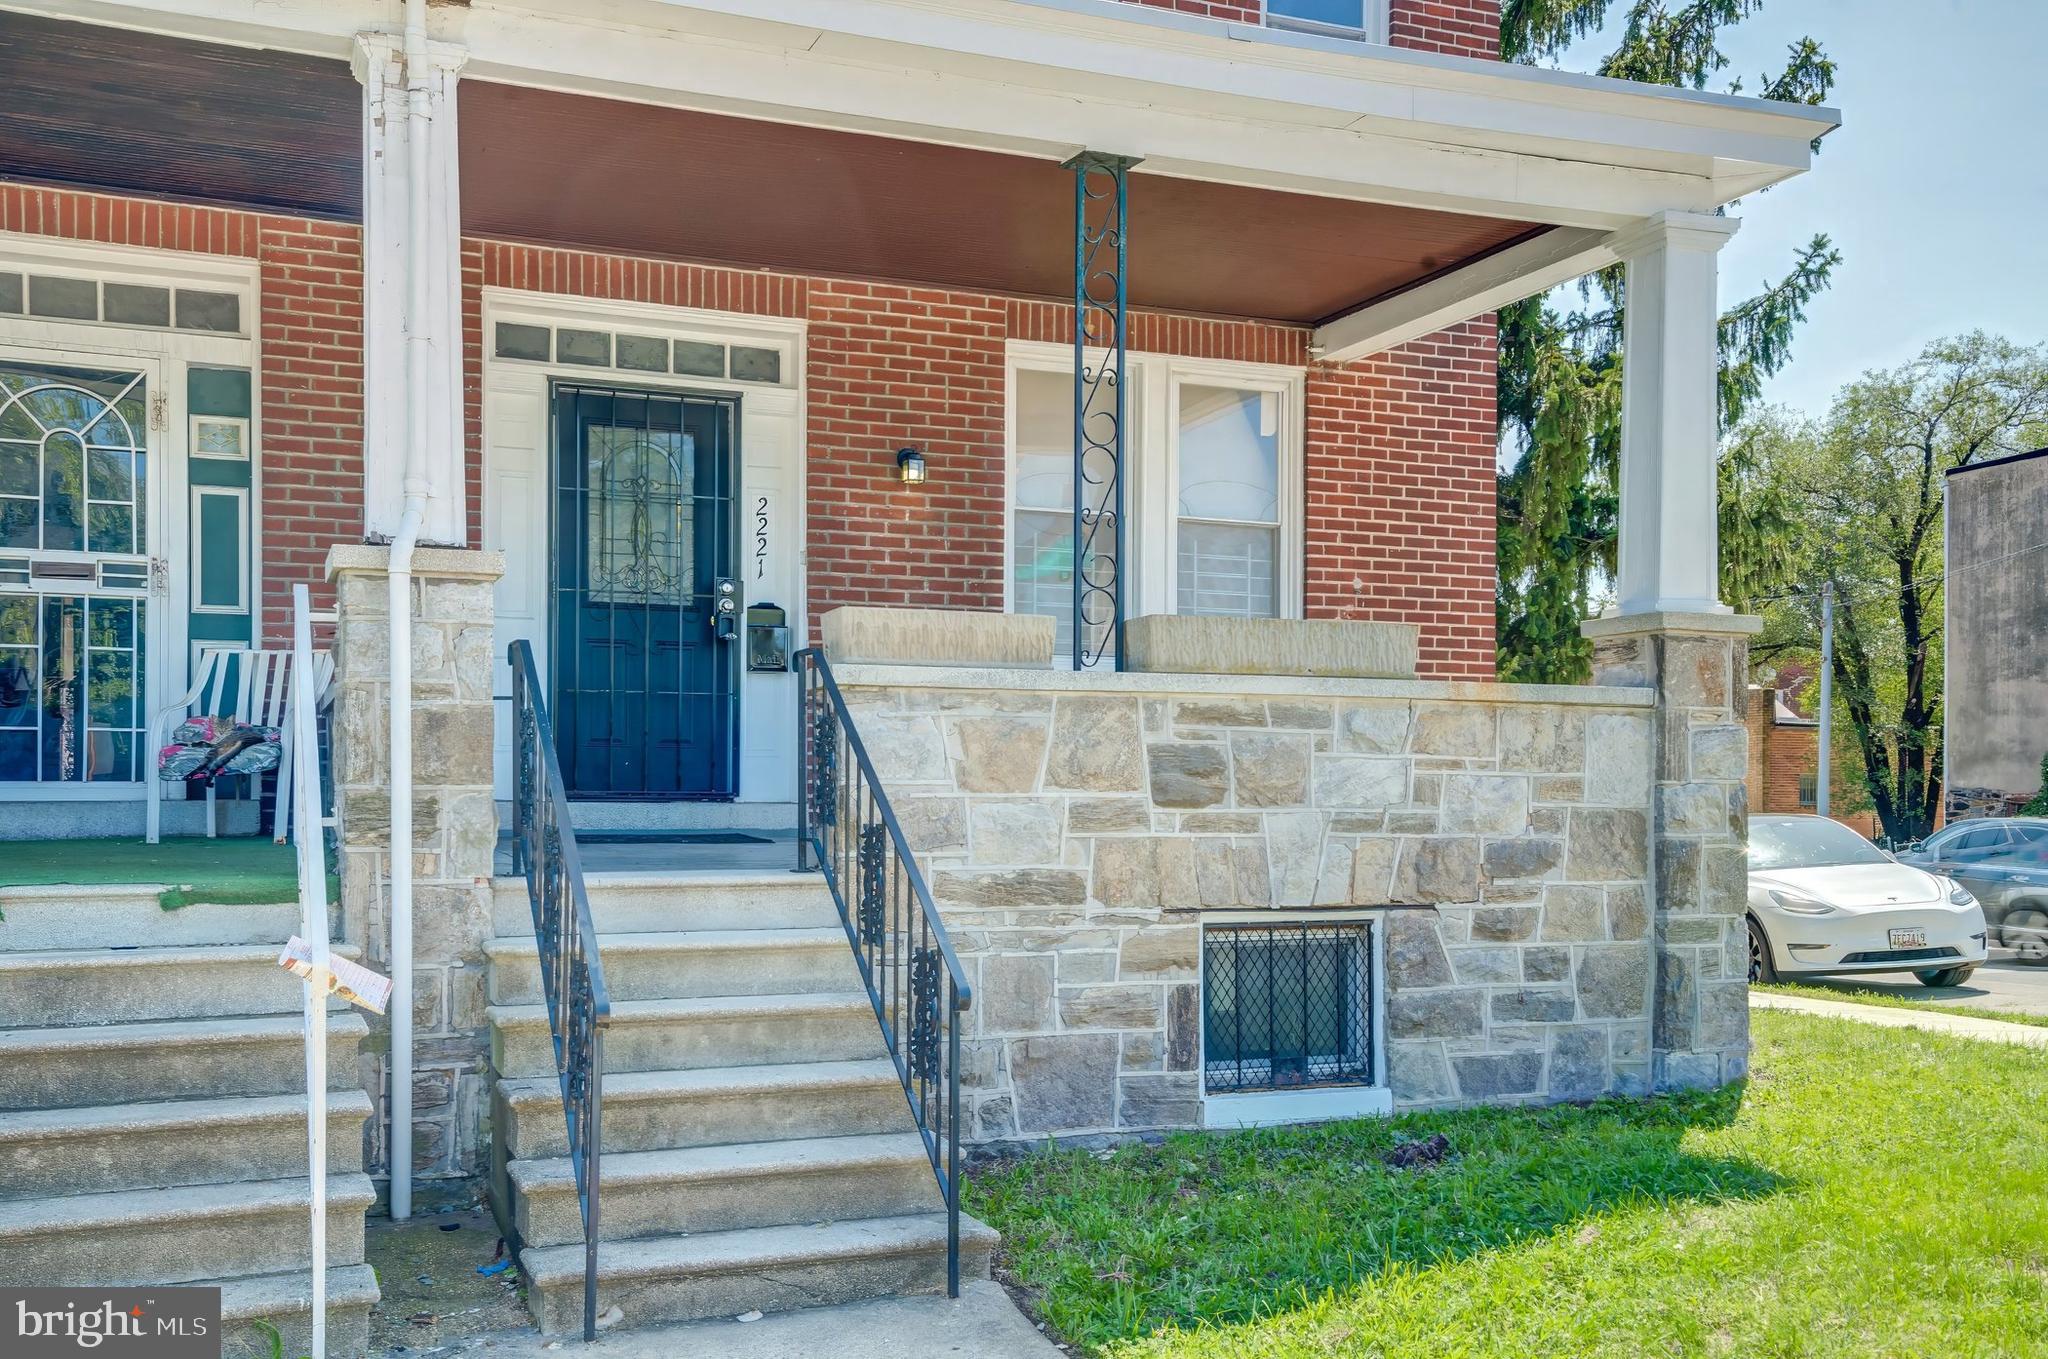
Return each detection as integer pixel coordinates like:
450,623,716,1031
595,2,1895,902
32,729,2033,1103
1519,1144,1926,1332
0,836,310,909
1756,978,2048,1030
969,1010,2048,1358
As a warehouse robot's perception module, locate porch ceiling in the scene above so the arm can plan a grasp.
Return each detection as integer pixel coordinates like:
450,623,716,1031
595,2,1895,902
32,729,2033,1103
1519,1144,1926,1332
458,82,1543,327
0,11,359,220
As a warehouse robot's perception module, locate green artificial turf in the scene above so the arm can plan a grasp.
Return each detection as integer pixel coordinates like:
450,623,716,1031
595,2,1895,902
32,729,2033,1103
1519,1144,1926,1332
1754,978,2048,1029
0,836,316,910
969,1009,2048,1358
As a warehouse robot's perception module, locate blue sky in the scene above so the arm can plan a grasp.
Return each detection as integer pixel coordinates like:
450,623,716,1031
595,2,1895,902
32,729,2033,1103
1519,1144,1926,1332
1560,0,2048,418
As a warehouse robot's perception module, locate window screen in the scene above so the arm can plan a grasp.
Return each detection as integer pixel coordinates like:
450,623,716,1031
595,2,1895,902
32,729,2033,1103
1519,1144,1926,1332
1177,384,1279,619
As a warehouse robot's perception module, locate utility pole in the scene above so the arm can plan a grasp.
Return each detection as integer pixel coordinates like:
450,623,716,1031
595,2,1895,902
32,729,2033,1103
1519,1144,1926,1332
1817,580,1834,820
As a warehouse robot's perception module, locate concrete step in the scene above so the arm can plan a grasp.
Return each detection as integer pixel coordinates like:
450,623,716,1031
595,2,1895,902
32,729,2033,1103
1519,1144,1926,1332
561,801,797,832
0,1090,373,1201
509,1132,940,1247
0,1173,375,1285
520,1212,998,1335
495,1059,910,1160
486,928,857,1005
492,872,837,936
0,1013,369,1111
490,994,881,1079
0,943,359,1027
218,1264,380,1359
0,885,304,952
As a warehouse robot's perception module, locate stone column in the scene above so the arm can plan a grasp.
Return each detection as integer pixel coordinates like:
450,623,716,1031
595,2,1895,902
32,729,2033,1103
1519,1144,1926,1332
328,544,503,1185
1584,610,1759,1090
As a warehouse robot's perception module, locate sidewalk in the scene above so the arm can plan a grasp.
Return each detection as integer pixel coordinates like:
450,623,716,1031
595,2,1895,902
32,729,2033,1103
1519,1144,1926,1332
1751,990,2048,1047
400,1281,1065,1359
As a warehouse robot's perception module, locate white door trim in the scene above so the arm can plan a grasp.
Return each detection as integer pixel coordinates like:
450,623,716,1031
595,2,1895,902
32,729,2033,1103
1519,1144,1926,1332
479,287,808,804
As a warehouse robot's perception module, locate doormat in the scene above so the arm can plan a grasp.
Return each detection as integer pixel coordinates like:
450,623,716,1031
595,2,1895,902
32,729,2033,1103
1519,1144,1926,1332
573,831,774,845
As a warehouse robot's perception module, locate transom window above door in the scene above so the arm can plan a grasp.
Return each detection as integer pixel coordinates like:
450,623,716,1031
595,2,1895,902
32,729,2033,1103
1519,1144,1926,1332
1007,346,1302,651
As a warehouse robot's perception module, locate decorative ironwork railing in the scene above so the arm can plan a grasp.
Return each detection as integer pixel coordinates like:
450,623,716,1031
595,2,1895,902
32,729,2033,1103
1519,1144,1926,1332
794,648,972,1295
1065,150,1140,670
508,640,612,1342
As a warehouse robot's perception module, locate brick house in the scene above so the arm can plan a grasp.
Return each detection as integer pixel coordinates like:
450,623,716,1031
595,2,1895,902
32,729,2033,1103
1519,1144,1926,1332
1745,673,1879,837
0,0,1835,1347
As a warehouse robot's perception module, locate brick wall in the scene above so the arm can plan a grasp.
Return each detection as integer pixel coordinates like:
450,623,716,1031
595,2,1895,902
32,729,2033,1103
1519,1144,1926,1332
1100,0,1503,58
0,183,363,641
1388,0,1501,56
472,244,1493,677
1120,0,1261,19
807,282,1009,615
1305,318,1497,681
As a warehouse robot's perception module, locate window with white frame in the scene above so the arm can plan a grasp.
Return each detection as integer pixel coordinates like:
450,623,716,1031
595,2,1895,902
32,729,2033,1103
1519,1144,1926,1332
1265,0,1387,42
1007,347,1300,649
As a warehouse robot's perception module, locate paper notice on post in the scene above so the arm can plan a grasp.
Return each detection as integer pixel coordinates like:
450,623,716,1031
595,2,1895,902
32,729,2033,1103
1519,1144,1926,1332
278,936,393,1014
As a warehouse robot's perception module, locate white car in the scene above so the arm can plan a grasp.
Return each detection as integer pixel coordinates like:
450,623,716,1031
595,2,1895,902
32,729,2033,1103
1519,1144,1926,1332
1748,814,1988,987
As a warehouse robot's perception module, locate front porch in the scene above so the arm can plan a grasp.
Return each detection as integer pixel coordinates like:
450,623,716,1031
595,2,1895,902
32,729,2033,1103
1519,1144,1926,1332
0,0,1839,1346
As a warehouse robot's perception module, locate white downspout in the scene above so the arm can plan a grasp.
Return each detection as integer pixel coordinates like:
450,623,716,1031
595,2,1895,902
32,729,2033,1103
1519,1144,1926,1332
387,0,434,1222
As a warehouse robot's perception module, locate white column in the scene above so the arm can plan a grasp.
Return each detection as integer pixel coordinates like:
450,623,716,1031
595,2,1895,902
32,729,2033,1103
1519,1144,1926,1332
1607,210,1741,617
354,33,468,547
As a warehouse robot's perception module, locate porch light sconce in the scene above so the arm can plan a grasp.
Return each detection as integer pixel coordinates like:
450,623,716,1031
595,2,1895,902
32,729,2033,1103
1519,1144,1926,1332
896,446,928,486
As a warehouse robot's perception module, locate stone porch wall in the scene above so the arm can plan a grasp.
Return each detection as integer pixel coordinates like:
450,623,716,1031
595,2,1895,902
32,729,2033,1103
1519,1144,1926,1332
835,666,1660,1144
329,545,503,1185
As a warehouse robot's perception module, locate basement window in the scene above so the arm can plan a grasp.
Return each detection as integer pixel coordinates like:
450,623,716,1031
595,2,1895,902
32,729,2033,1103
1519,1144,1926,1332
1204,919,1378,1095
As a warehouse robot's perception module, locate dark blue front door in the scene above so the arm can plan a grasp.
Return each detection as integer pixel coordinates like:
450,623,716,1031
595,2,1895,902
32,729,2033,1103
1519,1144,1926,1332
550,383,738,799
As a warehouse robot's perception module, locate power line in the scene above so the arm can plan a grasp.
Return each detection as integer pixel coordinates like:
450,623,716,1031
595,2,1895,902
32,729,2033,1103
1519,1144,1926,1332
1736,534,2048,612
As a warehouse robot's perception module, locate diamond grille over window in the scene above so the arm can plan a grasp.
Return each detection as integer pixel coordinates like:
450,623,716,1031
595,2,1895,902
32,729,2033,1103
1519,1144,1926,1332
1204,921,1374,1094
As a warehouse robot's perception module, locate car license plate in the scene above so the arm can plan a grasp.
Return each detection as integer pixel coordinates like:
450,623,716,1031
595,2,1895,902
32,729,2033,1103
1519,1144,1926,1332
1889,928,1928,949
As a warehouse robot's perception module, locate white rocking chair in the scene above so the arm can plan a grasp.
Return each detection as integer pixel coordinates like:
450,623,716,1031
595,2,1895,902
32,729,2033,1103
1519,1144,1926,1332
145,644,335,845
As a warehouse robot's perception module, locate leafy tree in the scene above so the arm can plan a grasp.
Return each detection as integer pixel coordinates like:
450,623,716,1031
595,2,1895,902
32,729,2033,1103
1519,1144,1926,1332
1495,1,1838,682
2020,752,2048,818
1765,335,2048,841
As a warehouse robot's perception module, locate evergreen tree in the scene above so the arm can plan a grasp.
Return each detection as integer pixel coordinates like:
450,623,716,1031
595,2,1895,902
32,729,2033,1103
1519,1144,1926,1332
1495,2,1838,682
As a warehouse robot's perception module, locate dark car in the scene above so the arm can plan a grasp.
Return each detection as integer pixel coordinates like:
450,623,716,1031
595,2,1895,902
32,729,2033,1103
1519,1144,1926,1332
1896,818,2048,963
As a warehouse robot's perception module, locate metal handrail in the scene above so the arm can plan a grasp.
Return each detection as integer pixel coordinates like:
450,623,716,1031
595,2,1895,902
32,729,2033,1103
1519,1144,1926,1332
507,640,612,1343
794,647,972,1296
287,584,334,1359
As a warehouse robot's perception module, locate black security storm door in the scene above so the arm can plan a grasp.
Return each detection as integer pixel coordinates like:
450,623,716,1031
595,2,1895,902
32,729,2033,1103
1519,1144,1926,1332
550,383,739,799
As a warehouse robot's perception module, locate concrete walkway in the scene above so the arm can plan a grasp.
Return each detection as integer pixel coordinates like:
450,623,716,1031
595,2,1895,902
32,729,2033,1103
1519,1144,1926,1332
420,1282,1063,1359
1752,990,2048,1047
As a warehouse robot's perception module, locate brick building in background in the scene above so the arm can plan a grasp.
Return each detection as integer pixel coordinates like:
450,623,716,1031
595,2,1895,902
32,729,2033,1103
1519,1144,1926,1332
1746,671,1879,837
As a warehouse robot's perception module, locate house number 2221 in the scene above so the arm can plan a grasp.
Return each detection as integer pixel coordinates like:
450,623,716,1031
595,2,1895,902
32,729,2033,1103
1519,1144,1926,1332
754,496,770,579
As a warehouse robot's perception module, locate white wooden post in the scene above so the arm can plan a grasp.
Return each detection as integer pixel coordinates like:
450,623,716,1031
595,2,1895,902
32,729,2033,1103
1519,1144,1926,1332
353,31,468,547
1607,210,1741,618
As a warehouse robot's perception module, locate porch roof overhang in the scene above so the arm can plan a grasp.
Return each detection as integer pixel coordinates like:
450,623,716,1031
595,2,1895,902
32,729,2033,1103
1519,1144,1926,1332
9,0,1836,347
457,82,1548,327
